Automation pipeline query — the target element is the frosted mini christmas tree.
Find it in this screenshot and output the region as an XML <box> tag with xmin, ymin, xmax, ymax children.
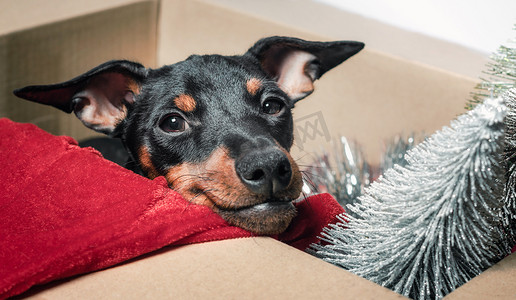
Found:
<box><xmin>311</xmin><ymin>95</ymin><xmax>512</xmax><ymax>299</ymax></box>
<box><xmin>503</xmin><ymin>88</ymin><xmax>516</xmax><ymax>247</ymax></box>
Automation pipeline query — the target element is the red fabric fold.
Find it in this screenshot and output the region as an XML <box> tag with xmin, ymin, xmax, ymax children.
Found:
<box><xmin>0</xmin><ymin>118</ymin><xmax>344</xmax><ymax>299</ymax></box>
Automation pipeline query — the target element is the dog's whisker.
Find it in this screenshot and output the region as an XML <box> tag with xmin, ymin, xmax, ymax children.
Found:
<box><xmin>293</xmin><ymin>152</ymin><xmax>320</xmax><ymax>163</ymax></box>
<box><xmin>187</xmin><ymin>188</ymin><xmax>219</xmax><ymax>206</ymax></box>
<box><xmin>299</xmin><ymin>171</ymin><xmax>325</xmax><ymax>199</ymax></box>
<box><xmin>300</xmin><ymin>169</ymin><xmax>322</xmax><ymax>180</ymax></box>
<box><xmin>168</xmin><ymin>174</ymin><xmax>198</xmax><ymax>187</ymax></box>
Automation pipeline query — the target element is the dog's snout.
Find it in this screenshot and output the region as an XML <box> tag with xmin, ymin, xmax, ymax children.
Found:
<box><xmin>236</xmin><ymin>148</ymin><xmax>293</xmax><ymax>198</ymax></box>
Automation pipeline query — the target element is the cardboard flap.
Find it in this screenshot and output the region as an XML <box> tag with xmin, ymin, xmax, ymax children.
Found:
<box><xmin>22</xmin><ymin>238</ymin><xmax>407</xmax><ymax>299</ymax></box>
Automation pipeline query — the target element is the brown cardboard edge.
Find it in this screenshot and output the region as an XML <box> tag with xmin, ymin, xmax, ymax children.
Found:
<box><xmin>21</xmin><ymin>237</ymin><xmax>407</xmax><ymax>299</ymax></box>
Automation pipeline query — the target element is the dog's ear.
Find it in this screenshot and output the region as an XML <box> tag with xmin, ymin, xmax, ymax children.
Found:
<box><xmin>14</xmin><ymin>60</ymin><xmax>147</xmax><ymax>136</ymax></box>
<box><xmin>246</xmin><ymin>36</ymin><xmax>364</xmax><ymax>102</ymax></box>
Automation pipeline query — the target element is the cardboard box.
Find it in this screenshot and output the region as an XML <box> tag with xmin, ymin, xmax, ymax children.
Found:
<box><xmin>2</xmin><ymin>0</ymin><xmax>513</xmax><ymax>299</ymax></box>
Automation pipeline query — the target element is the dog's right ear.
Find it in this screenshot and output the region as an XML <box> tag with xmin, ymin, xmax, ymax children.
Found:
<box><xmin>14</xmin><ymin>60</ymin><xmax>147</xmax><ymax>136</ymax></box>
<box><xmin>246</xmin><ymin>37</ymin><xmax>364</xmax><ymax>102</ymax></box>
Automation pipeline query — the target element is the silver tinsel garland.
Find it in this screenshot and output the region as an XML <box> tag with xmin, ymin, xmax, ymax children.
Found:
<box><xmin>380</xmin><ymin>134</ymin><xmax>422</xmax><ymax>172</ymax></box>
<box><xmin>303</xmin><ymin>137</ymin><xmax>371</xmax><ymax>213</ymax></box>
<box><xmin>310</xmin><ymin>94</ymin><xmax>512</xmax><ymax>300</ymax></box>
<box><xmin>303</xmin><ymin>135</ymin><xmax>422</xmax><ymax>212</ymax></box>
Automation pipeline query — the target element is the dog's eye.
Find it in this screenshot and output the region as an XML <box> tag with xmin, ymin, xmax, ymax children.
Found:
<box><xmin>159</xmin><ymin>114</ymin><xmax>188</xmax><ymax>133</ymax></box>
<box><xmin>261</xmin><ymin>98</ymin><xmax>285</xmax><ymax>115</ymax></box>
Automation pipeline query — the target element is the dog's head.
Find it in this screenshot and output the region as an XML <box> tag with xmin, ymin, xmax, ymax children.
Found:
<box><xmin>14</xmin><ymin>37</ymin><xmax>364</xmax><ymax>234</ymax></box>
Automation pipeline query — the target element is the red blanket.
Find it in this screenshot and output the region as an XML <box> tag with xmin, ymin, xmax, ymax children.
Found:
<box><xmin>0</xmin><ymin>118</ymin><xmax>344</xmax><ymax>299</ymax></box>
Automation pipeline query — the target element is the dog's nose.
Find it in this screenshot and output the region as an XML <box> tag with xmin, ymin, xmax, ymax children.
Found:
<box><xmin>236</xmin><ymin>148</ymin><xmax>293</xmax><ymax>197</ymax></box>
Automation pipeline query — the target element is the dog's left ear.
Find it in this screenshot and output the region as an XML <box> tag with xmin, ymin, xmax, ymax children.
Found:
<box><xmin>246</xmin><ymin>36</ymin><xmax>364</xmax><ymax>102</ymax></box>
<box><xmin>14</xmin><ymin>60</ymin><xmax>147</xmax><ymax>136</ymax></box>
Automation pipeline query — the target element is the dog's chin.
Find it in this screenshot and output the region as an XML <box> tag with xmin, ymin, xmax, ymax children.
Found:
<box><xmin>214</xmin><ymin>201</ymin><xmax>297</xmax><ymax>235</ymax></box>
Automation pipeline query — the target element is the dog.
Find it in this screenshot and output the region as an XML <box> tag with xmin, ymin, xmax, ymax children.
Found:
<box><xmin>14</xmin><ymin>36</ymin><xmax>364</xmax><ymax>235</ymax></box>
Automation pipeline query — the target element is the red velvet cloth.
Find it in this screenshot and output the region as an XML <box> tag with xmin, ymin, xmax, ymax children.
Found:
<box><xmin>0</xmin><ymin>118</ymin><xmax>344</xmax><ymax>299</ymax></box>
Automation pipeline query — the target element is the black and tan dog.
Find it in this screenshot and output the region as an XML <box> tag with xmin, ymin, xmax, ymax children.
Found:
<box><xmin>14</xmin><ymin>36</ymin><xmax>364</xmax><ymax>235</ymax></box>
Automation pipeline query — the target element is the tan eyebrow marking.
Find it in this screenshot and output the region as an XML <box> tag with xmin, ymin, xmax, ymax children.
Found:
<box><xmin>246</xmin><ymin>78</ymin><xmax>262</xmax><ymax>96</ymax></box>
<box><xmin>174</xmin><ymin>94</ymin><xmax>197</xmax><ymax>112</ymax></box>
